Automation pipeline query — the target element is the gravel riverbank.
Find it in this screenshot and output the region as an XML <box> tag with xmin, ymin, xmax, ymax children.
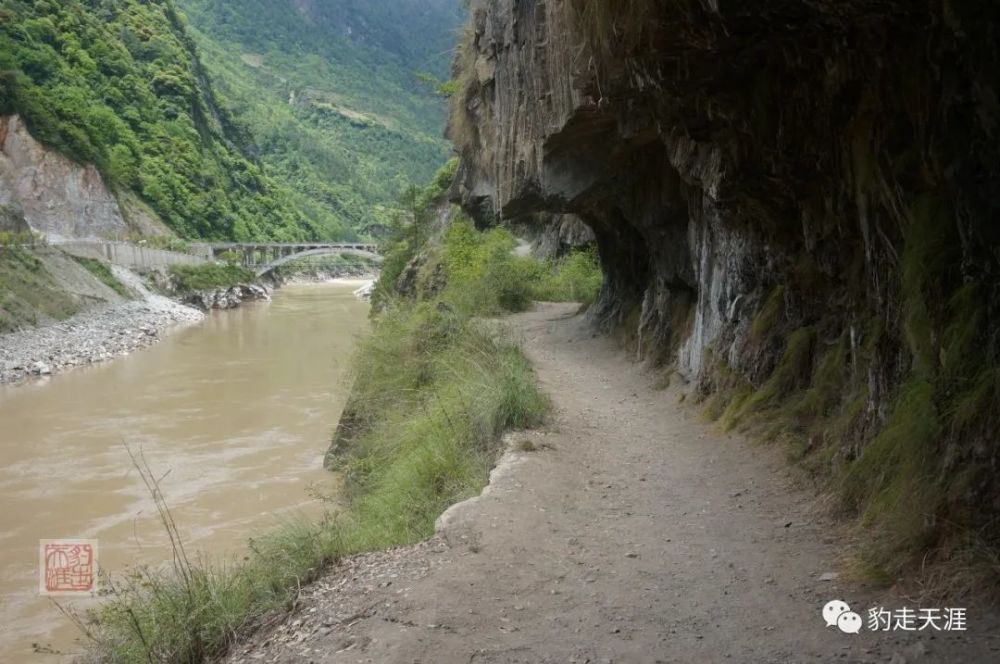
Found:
<box><xmin>0</xmin><ymin>265</ymin><xmax>203</xmax><ymax>385</ymax></box>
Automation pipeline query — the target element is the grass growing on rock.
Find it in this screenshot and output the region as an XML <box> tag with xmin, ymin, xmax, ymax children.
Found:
<box><xmin>697</xmin><ymin>195</ymin><xmax>1000</xmax><ymax>589</ymax></box>
<box><xmin>169</xmin><ymin>263</ymin><xmax>257</xmax><ymax>292</ymax></box>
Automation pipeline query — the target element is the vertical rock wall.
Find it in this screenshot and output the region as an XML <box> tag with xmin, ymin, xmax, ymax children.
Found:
<box><xmin>450</xmin><ymin>0</ymin><xmax>1000</xmax><ymax>568</ymax></box>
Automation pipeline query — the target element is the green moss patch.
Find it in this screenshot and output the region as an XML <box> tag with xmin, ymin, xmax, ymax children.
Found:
<box><xmin>71</xmin><ymin>256</ymin><xmax>131</xmax><ymax>298</ymax></box>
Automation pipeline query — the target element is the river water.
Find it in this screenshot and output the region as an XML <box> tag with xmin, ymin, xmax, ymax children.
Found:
<box><xmin>0</xmin><ymin>282</ymin><xmax>371</xmax><ymax>662</ymax></box>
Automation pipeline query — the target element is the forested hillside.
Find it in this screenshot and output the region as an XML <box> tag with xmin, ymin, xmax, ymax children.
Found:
<box><xmin>0</xmin><ymin>0</ymin><xmax>462</xmax><ymax>241</ymax></box>
<box><xmin>176</xmin><ymin>0</ymin><xmax>462</xmax><ymax>237</ymax></box>
<box><xmin>0</xmin><ymin>0</ymin><xmax>316</xmax><ymax>240</ymax></box>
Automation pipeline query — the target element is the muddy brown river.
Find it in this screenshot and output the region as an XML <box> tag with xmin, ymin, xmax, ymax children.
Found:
<box><xmin>0</xmin><ymin>283</ymin><xmax>370</xmax><ymax>663</ymax></box>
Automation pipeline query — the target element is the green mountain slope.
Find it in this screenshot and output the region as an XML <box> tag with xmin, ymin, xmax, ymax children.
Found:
<box><xmin>0</xmin><ymin>0</ymin><xmax>324</xmax><ymax>241</ymax></box>
<box><xmin>0</xmin><ymin>0</ymin><xmax>462</xmax><ymax>242</ymax></box>
<box><xmin>174</xmin><ymin>0</ymin><xmax>463</xmax><ymax>236</ymax></box>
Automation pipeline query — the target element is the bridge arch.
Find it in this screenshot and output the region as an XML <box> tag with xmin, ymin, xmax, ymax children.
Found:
<box><xmin>253</xmin><ymin>247</ymin><xmax>382</xmax><ymax>277</ymax></box>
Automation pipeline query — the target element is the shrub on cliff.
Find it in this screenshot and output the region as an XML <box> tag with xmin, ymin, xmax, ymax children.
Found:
<box><xmin>442</xmin><ymin>218</ymin><xmax>540</xmax><ymax>315</ymax></box>
<box><xmin>168</xmin><ymin>263</ymin><xmax>256</xmax><ymax>292</ymax></box>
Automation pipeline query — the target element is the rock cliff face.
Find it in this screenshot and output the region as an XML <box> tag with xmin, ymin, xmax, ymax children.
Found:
<box><xmin>518</xmin><ymin>213</ymin><xmax>595</xmax><ymax>259</ymax></box>
<box><xmin>451</xmin><ymin>0</ymin><xmax>1000</xmax><ymax>573</ymax></box>
<box><xmin>0</xmin><ymin>115</ymin><xmax>130</xmax><ymax>241</ymax></box>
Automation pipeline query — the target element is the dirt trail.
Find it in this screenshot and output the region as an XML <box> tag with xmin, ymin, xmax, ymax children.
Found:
<box><xmin>232</xmin><ymin>304</ymin><xmax>1000</xmax><ymax>664</ymax></box>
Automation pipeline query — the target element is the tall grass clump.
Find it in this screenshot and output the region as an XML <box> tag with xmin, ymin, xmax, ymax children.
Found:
<box><xmin>85</xmin><ymin>299</ymin><xmax>547</xmax><ymax>663</ymax></box>
<box><xmin>441</xmin><ymin>218</ymin><xmax>540</xmax><ymax>315</ymax></box>
<box><xmin>329</xmin><ymin>302</ymin><xmax>548</xmax><ymax>545</ymax></box>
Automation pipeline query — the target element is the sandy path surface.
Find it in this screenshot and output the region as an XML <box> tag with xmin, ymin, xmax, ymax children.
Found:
<box><xmin>231</xmin><ymin>303</ymin><xmax>1000</xmax><ymax>664</ymax></box>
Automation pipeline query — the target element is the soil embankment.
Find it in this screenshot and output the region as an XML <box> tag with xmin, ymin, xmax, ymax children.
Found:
<box><xmin>228</xmin><ymin>303</ymin><xmax>1000</xmax><ymax>663</ymax></box>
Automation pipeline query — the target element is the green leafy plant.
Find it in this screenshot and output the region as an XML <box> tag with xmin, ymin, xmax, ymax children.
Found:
<box><xmin>169</xmin><ymin>263</ymin><xmax>256</xmax><ymax>291</ymax></box>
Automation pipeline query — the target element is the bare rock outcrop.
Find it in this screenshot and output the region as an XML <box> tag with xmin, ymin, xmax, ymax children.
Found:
<box><xmin>529</xmin><ymin>213</ymin><xmax>595</xmax><ymax>259</ymax></box>
<box><xmin>0</xmin><ymin>115</ymin><xmax>131</xmax><ymax>241</ymax></box>
<box><xmin>182</xmin><ymin>284</ymin><xmax>272</xmax><ymax>311</ymax></box>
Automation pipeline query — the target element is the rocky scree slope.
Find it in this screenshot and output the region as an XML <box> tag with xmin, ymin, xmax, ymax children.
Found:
<box><xmin>449</xmin><ymin>0</ymin><xmax>1000</xmax><ymax>581</ymax></box>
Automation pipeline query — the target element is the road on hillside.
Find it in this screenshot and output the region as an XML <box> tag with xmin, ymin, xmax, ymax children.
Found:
<box><xmin>230</xmin><ymin>303</ymin><xmax>1000</xmax><ymax>664</ymax></box>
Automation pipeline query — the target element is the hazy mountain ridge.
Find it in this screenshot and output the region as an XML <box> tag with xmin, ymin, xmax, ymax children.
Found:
<box><xmin>176</xmin><ymin>0</ymin><xmax>465</xmax><ymax>236</ymax></box>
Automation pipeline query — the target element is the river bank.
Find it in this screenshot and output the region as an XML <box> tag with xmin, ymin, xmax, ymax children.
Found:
<box><xmin>0</xmin><ymin>264</ymin><xmax>203</xmax><ymax>385</ymax></box>
<box><xmin>276</xmin><ymin>268</ymin><xmax>379</xmax><ymax>286</ymax></box>
<box><xmin>0</xmin><ymin>283</ymin><xmax>373</xmax><ymax>662</ymax></box>
<box><xmin>0</xmin><ymin>256</ymin><xmax>378</xmax><ymax>387</ymax></box>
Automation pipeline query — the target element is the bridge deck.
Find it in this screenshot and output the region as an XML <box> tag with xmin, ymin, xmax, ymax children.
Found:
<box><xmin>188</xmin><ymin>242</ymin><xmax>382</xmax><ymax>276</ymax></box>
<box><xmin>202</xmin><ymin>243</ymin><xmax>378</xmax><ymax>250</ymax></box>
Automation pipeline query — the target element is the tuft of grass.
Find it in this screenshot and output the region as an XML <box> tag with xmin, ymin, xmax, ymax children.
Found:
<box><xmin>515</xmin><ymin>439</ymin><xmax>538</xmax><ymax>452</ymax></box>
<box><xmin>839</xmin><ymin>378</ymin><xmax>941</xmax><ymax>567</ymax></box>
<box><xmin>749</xmin><ymin>285</ymin><xmax>786</xmax><ymax>344</ymax></box>
<box><xmin>718</xmin><ymin>386</ymin><xmax>753</xmax><ymax>431</ymax></box>
<box><xmin>940</xmin><ymin>284</ymin><xmax>988</xmax><ymax>386</ymax></box>
<box><xmin>949</xmin><ymin>366</ymin><xmax>999</xmax><ymax>437</ymax></box>
<box><xmin>899</xmin><ymin>195</ymin><xmax>960</xmax><ymax>377</ymax></box>
<box><xmin>747</xmin><ymin>328</ymin><xmax>814</xmax><ymax>410</ymax></box>
<box><xmin>790</xmin><ymin>334</ymin><xmax>848</xmax><ymax>422</ymax></box>
<box><xmin>72</xmin><ymin>256</ymin><xmax>131</xmax><ymax>298</ymax></box>
<box><xmin>653</xmin><ymin>371</ymin><xmax>672</xmax><ymax>391</ymax></box>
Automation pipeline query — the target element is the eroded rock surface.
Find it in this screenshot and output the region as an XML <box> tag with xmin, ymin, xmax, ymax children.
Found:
<box><xmin>450</xmin><ymin>0</ymin><xmax>1000</xmax><ymax>554</ymax></box>
<box><xmin>0</xmin><ymin>115</ymin><xmax>130</xmax><ymax>241</ymax></box>
<box><xmin>183</xmin><ymin>283</ymin><xmax>272</xmax><ymax>311</ymax></box>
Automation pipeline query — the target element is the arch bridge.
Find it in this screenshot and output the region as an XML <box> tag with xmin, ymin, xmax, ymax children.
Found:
<box><xmin>197</xmin><ymin>243</ymin><xmax>382</xmax><ymax>277</ymax></box>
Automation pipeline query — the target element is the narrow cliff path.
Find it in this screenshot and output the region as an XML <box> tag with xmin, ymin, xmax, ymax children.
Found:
<box><xmin>231</xmin><ymin>303</ymin><xmax>999</xmax><ymax>664</ymax></box>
